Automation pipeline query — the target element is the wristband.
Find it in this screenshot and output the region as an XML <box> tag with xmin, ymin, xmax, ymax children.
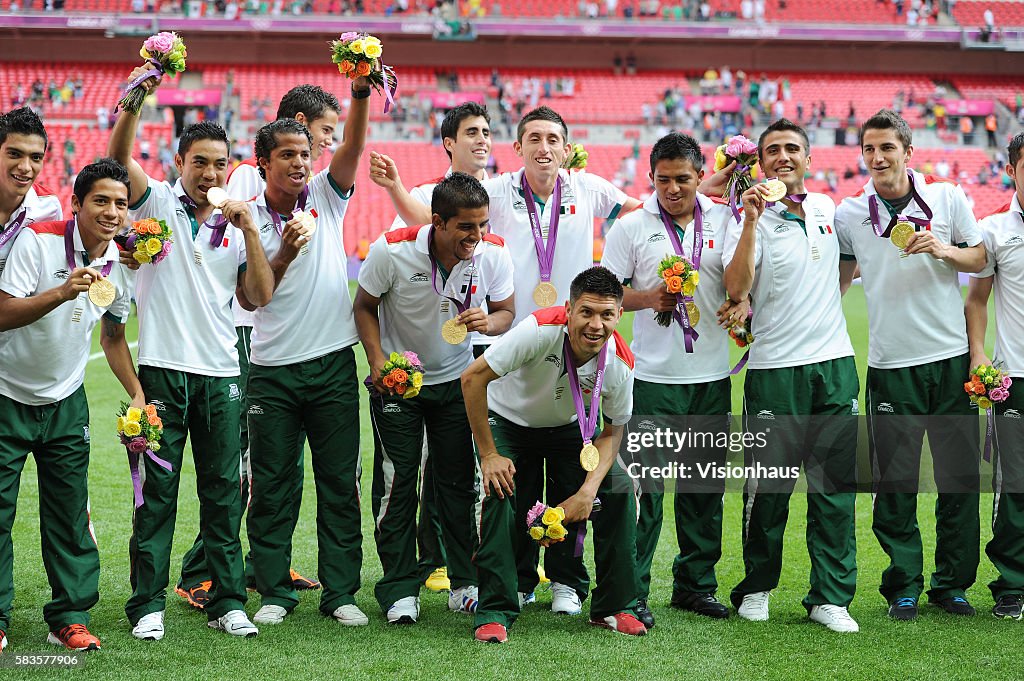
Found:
<box><xmin>351</xmin><ymin>87</ymin><xmax>372</xmax><ymax>99</ymax></box>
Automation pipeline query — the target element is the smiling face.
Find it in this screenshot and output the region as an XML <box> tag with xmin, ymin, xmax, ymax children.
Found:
<box><xmin>260</xmin><ymin>132</ymin><xmax>312</xmax><ymax>197</ymax></box>
<box><xmin>515</xmin><ymin>119</ymin><xmax>570</xmax><ymax>182</ymax></box>
<box><xmin>175</xmin><ymin>138</ymin><xmax>230</xmax><ymax>207</ymax></box>
<box><xmin>566</xmin><ymin>292</ymin><xmax>623</xmax><ymax>363</ymax></box>
<box><xmin>0</xmin><ymin>132</ymin><xmax>46</xmax><ymax>208</ymax></box>
<box><xmin>432</xmin><ymin>205</ymin><xmax>488</xmax><ymax>265</ymax></box>
<box><xmin>759</xmin><ymin>130</ymin><xmax>810</xmax><ymax>193</ymax></box>
<box><xmin>861</xmin><ymin>127</ymin><xmax>913</xmax><ymax>192</ymax></box>
<box><xmin>446</xmin><ymin>115</ymin><xmax>491</xmax><ymax>177</ymax></box>
<box><xmin>298</xmin><ymin>110</ymin><xmax>339</xmax><ymax>161</ymax></box>
<box><xmin>1008</xmin><ymin>154</ymin><xmax>1024</xmax><ymax>208</ymax></box>
<box><xmin>71</xmin><ymin>177</ymin><xmax>129</xmax><ymax>247</ymax></box>
<box><xmin>650</xmin><ymin>157</ymin><xmax>703</xmax><ymax>220</ymax></box>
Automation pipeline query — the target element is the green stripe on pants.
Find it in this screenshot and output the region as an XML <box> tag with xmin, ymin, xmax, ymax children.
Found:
<box><xmin>246</xmin><ymin>348</ymin><xmax>362</xmax><ymax>614</ymax></box>
<box><xmin>370</xmin><ymin>379</ymin><xmax>479</xmax><ymax>612</ymax></box>
<box><xmin>474</xmin><ymin>413</ymin><xmax>639</xmax><ymax>629</ymax></box>
<box><xmin>126</xmin><ymin>366</ymin><xmax>247</xmax><ymax>623</ymax></box>
<box><xmin>989</xmin><ymin>384</ymin><xmax>1024</xmax><ymax>600</ymax></box>
<box><xmin>730</xmin><ymin>357</ymin><xmax>859</xmax><ymax>610</ymax></box>
<box><xmin>0</xmin><ymin>386</ymin><xmax>98</xmax><ymax>632</ymax></box>
<box><xmin>866</xmin><ymin>352</ymin><xmax>980</xmax><ymax>603</ymax></box>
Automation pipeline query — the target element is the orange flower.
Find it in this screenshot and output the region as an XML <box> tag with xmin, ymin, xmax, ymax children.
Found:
<box><xmin>153</xmin><ymin>417</ymin><xmax>163</xmax><ymax>429</ymax></box>
<box><xmin>355</xmin><ymin>61</ymin><xmax>371</xmax><ymax>77</ymax></box>
<box><xmin>964</xmin><ymin>382</ymin><xmax>974</xmax><ymax>394</ymax></box>
<box><xmin>148</xmin><ymin>415</ymin><xmax>160</xmax><ymax>426</ymax></box>
<box><xmin>672</xmin><ymin>261</ymin><xmax>686</xmax><ymax>275</ymax></box>
<box><xmin>666</xmin><ymin>276</ymin><xmax>683</xmax><ymax>293</ymax></box>
<box><xmin>395</xmin><ymin>384</ymin><xmax>407</xmax><ymax>395</ymax></box>
<box><xmin>974</xmin><ymin>383</ymin><xmax>986</xmax><ymax>395</ymax></box>
<box><xmin>735</xmin><ymin>340</ymin><xmax>747</xmax><ymax>348</ymax></box>
<box><xmin>971</xmin><ymin>375</ymin><xmax>984</xmax><ymax>385</ymax></box>
<box><xmin>340</xmin><ymin>59</ymin><xmax>355</xmax><ymax>73</ymax></box>
<box><xmin>383</xmin><ymin>374</ymin><xmax>396</xmax><ymax>388</ymax></box>
<box><xmin>145</xmin><ymin>404</ymin><xmax>157</xmax><ymax>417</ymax></box>
<box><xmin>392</xmin><ymin>368</ymin><xmax>409</xmax><ymax>384</ymax></box>
<box><xmin>661</xmin><ymin>269</ymin><xmax>674</xmax><ymax>281</ymax></box>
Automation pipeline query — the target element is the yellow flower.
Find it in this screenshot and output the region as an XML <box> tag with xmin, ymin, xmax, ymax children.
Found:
<box><xmin>411</xmin><ymin>372</ymin><xmax>423</xmax><ymax>388</ymax></box>
<box><xmin>542</xmin><ymin>506</ymin><xmax>565</xmax><ymax>525</ymax></box>
<box><xmin>364</xmin><ymin>43</ymin><xmax>382</xmax><ymax>59</ymax></box>
<box><xmin>139</xmin><ymin>46</ymin><xmax>151</xmax><ymax>59</ymax></box>
<box><xmin>546</xmin><ymin>522</ymin><xmax>567</xmax><ymax>540</ymax></box>
<box><xmin>150</xmin><ymin>441</ymin><xmax>161</xmax><ymax>452</ymax></box>
<box><xmin>349</xmin><ymin>39</ymin><xmax>365</xmax><ymax>54</ymax></box>
<box><xmin>117</xmin><ymin>416</ymin><xmax>126</xmax><ymax>433</ymax></box>
<box><xmin>404</xmin><ymin>386</ymin><xmax>420</xmax><ymax>399</ymax></box>
<box><xmin>364</xmin><ymin>35</ymin><xmax>382</xmax><ymax>46</ymax></box>
<box><xmin>688</xmin><ymin>270</ymin><xmax>700</xmax><ymax>286</ymax></box>
<box><xmin>134</xmin><ymin>251</ymin><xmax>152</xmax><ymax>264</ymax></box>
<box><xmin>978</xmin><ymin>396</ymin><xmax>993</xmax><ymax>410</ymax></box>
<box><xmin>713</xmin><ymin>145</ymin><xmax>727</xmax><ymax>172</ymax></box>
<box><xmin>145</xmin><ymin>237</ymin><xmax>163</xmax><ymax>256</ymax></box>
<box><xmin>124</xmin><ymin>421</ymin><xmax>142</xmax><ymax>437</ymax></box>
<box><xmin>127</xmin><ymin>407</ymin><xmax>143</xmax><ymax>422</ymax></box>
<box><xmin>529</xmin><ymin>525</ymin><xmax>546</xmax><ymax>541</ymax></box>
<box><xmin>750</xmin><ymin>163</ymin><xmax>760</xmax><ymax>180</ymax></box>
<box><xmin>682</xmin><ymin>281</ymin><xmax>696</xmax><ymax>297</ymax></box>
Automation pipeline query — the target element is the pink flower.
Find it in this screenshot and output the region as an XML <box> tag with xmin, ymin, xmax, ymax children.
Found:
<box><xmin>339</xmin><ymin>31</ymin><xmax>361</xmax><ymax>42</ymax></box>
<box><xmin>402</xmin><ymin>350</ymin><xmax>421</xmax><ymax>366</ymax></box>
<box><xmin>990</xmin><ymin>387</ymin><xmax>1009</xmax><ymax>403</ymax></box>
<box><xmin>1003</xmin><ymin>376</ymin><xmax>1013</xmax><ymax>390</ymax></box>
<box><xmin>128</xmin><ymin>437</ymin><xmax>148</xmax><ymax>454</ymax></box>
<box><xmin>144</xmin><ymin>32</ymin><xmax>176</xmax><ymax>54</ymax></box>
<box><xmin>725</xmin><ymin>135</ymin><xmax>757</xmax><ymax>158</ymax></box>
<box><xmin>159</xmin><ymin>240</ymin><xmax>172</xmax><ymax>259</ymax></box>
<box><xmin>525</xmin><ymin>501</ymin><xmax>546</xmax><ymax>527</ymax></box>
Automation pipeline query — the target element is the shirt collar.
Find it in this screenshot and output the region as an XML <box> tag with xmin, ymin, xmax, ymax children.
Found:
<box><xmin>641</xmin><ymin>192</ymin><xmax>713</xmax><ymax>222</ymax></box>
<box><xmin>73</xmin><ymin>217</ymin><xmax>119</xmax><ymax>265</ymax></box>
<box><xmin>4</xmin><ymin>186</ymin><xmax>37</xmax><ymax>228</ymax></box>
<box><xmin>863</xmin><ymin>169</ymin><xmax>924</xmax><ymax>199</ymax></box>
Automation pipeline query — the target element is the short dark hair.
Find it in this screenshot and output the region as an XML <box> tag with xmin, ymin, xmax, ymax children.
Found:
<box><xmin>254</xmin><ymin>119</ymin><xmax>313</xmax><ymax>179</ymax></box>
<box><xmin>276</xmin><ymin>84</ymin><xmax>341</xmax><ymax>122</ymax></box>
<box><xmin>650</xmin><ymin>132</ymin><xmax>703</xmax><ymax>174</ymax></box>
<box><xmin>431</xmin><ymin>172</ymin><xmax>489</xmax><ymax>223</ymax></box>
<box><xmin>1009</xmin><ymin>132</ymin><xmax>1024</xmax><ymax>167</ymax></box>
<box><xmin>0</xmin><ymin>106</ymin><xmax>48</xmax><ymax>150</ymax></box>
<box><xmin>440</xmin><ymin>102</ymin><xmax>490</xmax><ymax>161</ymax></box>
<box><xmin>516</xmin><ymin>106</ymin><xmax>569</xmax><ymax>145</ymax></box>
<box><xmin>569</xmin><ymin>266</ymin><xmax>624</xmax><ymax>305</ymax></box>
<box><xmin>177</xmin><ymin>121</ymin><xmax>230</xmax><ymax>157</ymax></box>
<box><xmin>859</xmin><ymin>109</ymin><xmax>913</xmax><ymax>149</ymax></box>
<box><xmin>757</xmin><ymin>118</ymin><xmax>810</xmax><ymax>158</ymax></box>
<box><xmin>73</xmin><ymin>157</ymin><xmax>130</xmax><ymax>204</ymax></box>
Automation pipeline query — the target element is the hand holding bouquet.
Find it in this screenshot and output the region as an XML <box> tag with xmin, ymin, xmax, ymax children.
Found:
<box><xmin>118</xmin><ymin>218</ymin><xmax>173</xmax><ymax>265</ymax></box>
<box><xmin>330</xmin><ymin>32</ymin><xmax>398</xmax><ymax>112</ymax></box>
<box><xmin>965</xmin><ymin>364</ymin><xmax>1012</xmax><ymax>411</ymax></box>
<box><xmin>526</xmin><ymin>502</ymin><xmax>567</xmax><ymax>546</ymax></box>
<box><xmin>563</xmin><ymin>142</ymin><xmax>589</xmax><ymax>170</ymax></box>
<box><xmin>656</xmin><ymin>254</ymin><xmax>698</xmax><ymax>327</ymax></box>
<box><xmin>714</xmin><ymin>135</ymin><xmax>759</xmax><ymax>219</ymax></box>
<box><xmin>117</xmin><ymin>402</ymin><xmax>172</xmax><ymax>508</ymax></box>
<box><xmin>118</xmin><ymin>32</ymin><xmax>187</xmax><ymax>114</ymax></box>
<box><xmin>380</xmin><ymin>351</ymin><xmax>425</xmax><ymax>398</ymax></box>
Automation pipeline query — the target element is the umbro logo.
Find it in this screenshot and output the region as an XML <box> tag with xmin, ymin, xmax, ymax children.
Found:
<box><xmin>1005</xmin><ymin>409</ymin><xmax>1021</xmax><ymax>419</ymax></box>
<box><xmin>876</xmin><ymin>402</ymin><xmax>894</xmax><ymax>413</ymax></box>
<box><xmin>1005</xmin><ymin>235</ymin><xmax>1024</xmax><ymax>246</ymax></box>
<box><xmin>150</xmin><ymin>400</ymin><xmax>167</xmax><ymax>412</ymax></box>
<box><xmin>773</xmin><ymin>225</ymin><xmax>790</xmax><ymax>234</ymax></box>
<box><xmin>260</xmin><ymin>222</ymin><xmax>273</xmax><ymax>234</ymax></box>
<box><xmin>861</xmin><ymin>217</ymin><xmax>873</xmax><ymax>227</ymax></box>
<box><xmin>647</xmin><ymin>233</ymin><xmax>667</xmax><ymax>243</ymax></box>
<box><xmin>756</xmin><ymin>410</ymin><xmax>775</xmax><ymax>420</ymax></box>
<box><xmin>409</xmin><ymin>272</ymin><xmax>429</xmax><ymax>282</ymax></box>
<box><xmin>53</xmin><ymin>268</ymin><xmax>70</xmax><ymax>280</ymax></box>
<box><xmin>544</xmin><ymin>353</ymin><xmax>561</xmax><ymax>367</ymax></box>
<box><xmin>513</xmin><ymin>199</ymin><xmax>527</xmax><ymax>211</ymax></box>
<box><xmin>248</xmin><ymin>405</ymin><xmax>264</xmax><ymax>415</ymax></box>
<box><xmin>383</xmin><ymin>403</ymin><xmax>402</xmax><ymax>413</ymax></box>
<box><xmin>637</xmin><ymin>419</ymin><xmax>657</xmax><ymax>431</ymax></box>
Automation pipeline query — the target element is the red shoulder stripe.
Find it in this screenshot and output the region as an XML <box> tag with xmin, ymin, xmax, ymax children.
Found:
<box><xmin>28</xmin><ymin>220</ymin><xmax>65</xmax><ymax>236</ymax></box>
<box><xmin>983</xmin><ymin>201</ymin><xmax>1014</xmax><ymax>220</ymax></box>
<box><xmin>33</xmin><ymin>182</ymin><xmax>57</xmax><ymax>197</ymax></box>
<box><xmin>532</xmin><ymin>306</ymin><xmax>567</xmax><ymax>326</ymax></box>
<box><xmin>612</xmin><ymin>330</ymin><xmax>634</xmax><ymax>370</ymax></box>
<box><xmin>227</xmin><ymin>157</ymin><xmax>258</xmax><ymax>182</ymax></box>
<box><xmin>924</xmin><ymin>174</ymin><xmax>955</xmax><ymax>185</ymax></box>
<box><xmin>482</xmin><ymin>233</ymin><xmax>505</xmax><ymax>247</ymax></box>
<box><xmin>709</xmin><ymin>195</ymin><xmax>732</xmax><ymax>206</ymax></box>
<box><xmin>385</xmin><ymin>224</ymin><xmax>425</xmax><ymax>244</ymax></box>
<box><xmin>417</xmin><ymin>176</ymin><xmax>446</xmax><ymax>188</ymax></box>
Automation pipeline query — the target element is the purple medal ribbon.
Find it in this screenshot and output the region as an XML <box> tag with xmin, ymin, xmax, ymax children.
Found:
<box><xmin>521</xmin><ymin>173</ymin><xmax>562</xmax><ymax>290</ymax></box>
<box><xmin>428</xmin><ymin>228</ymin><xmax>475</xmax><ymax>316</ymax></box>
<box><xmin>984</xmin><ymin>408</ymin><xmax>995</xmax><ymax>463</ymax></box>
<box><xmin>0</xmin><ymin>208</ymin><xmax>27</xmax><ymax>250</ymax></box>
<box><xmin>657</xmin><ymin>199</ymin><xmax>703</xmax><ymax>353</ymax></box>
<box><xmin>562</xmin><ymin>335</ymin><xmax>607</xmax><ymax>451</ymax></box>
<box><xmin>868</xmin><ymin>171</ymin><xmax>933</xmax><ymax>238</ymax></box>
<box><xmin>729</xmin><ymin>164</ymin><xmax>751</xmax><ymax>221</ymax></box>
<box><xmin>115</xmin><ymin>58</ymin><xmax>164</xmax><ymax>113</ymax></box>
<box><xmin>178</xmin><ymin>191</ymin><xmax>231</xmax><ymax>247</ymax></box>
<box><xmin>767</xmin><ymin>192</ymin><xmax>807</xmax><ymax>208</ymax></box>
<box><xmin>382</xmin><ymin>64</ymin><xmax>398</xmax><ymax>114</ymax></box>
<box><xmin>267</xmin><ymin>185</ymin><xmax>310</xmax><ymax>237</ymax></box>
<box><xmin>63</xmin><ymin>218</ymin><xmax>113</xmax><ymax>277</ymax></box>
<box><xmin>730</xmin><ymin>304</ymin><xmax>754</xmax><ymax>375</ymax></box>
<box><xmin>128</xmin><ymin>447</ymin><xmax>174</xmax><ymax>508</ymax></box>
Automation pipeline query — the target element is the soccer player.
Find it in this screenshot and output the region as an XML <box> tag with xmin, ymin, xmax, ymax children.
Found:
<box><xmin>601</xmin><ymin>132</ymin><xmax>743</xmax><ymax>628</ymax></box>
<box><xmin>724</xmin><ymin>119</ymin><xmax>861</xmax><ymax>633</ymax></box>
<box><xmin>0</xmin><ymin>159</ymin><xmax>137</xmax><ymax>652</ymax></box>
<box><xmin>108</xmin><ymin>64</ymin><xmax>275</xmax><ymax>640</ymax></box>
<box><xmin>462</xmin><ymin>266</ymin><xmax>646</xmax><ymax>643</ymax></box>
<box><xmin>0</xmin><ymin>108</ymin><xmax>62</xmax><ymax>276</ymax></box>
<box><xmin>176</xmin><ymin>83</ymin><xmax>353</xmax><ymax>608</ymax></box>
<box><xmin>965</xmin><ymin>132</ymin><xmax>1024</xmax><ymax>620</ymax></box>
<box><xmin>242</xmin><ymin>111</ymin><xmax>368</xmax><ymax>628</ymax></box>
<box><xmin>837</xmin><ymin>109</ymin><xmax>986</xmax><ymax>621</ymax></box>
<box><xmin>354</xmin><ymin>173</ymin><xmax>515</xmax><ymax>624</ymax></box>
<box><xmin>373</xmin><ymin>106</ymin><xmax>640</xmax><ymax>614</ymax></box>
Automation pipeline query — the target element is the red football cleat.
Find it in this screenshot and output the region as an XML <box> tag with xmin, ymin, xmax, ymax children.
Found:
<box><xmin>47</xmin><ymin>624</ymin><xmax>101</xmax><ymax>651</ymax></box>
<box><xmin>590</xmin><ymin>612</ymin><xmax>647</xmax><ymax>636</ymax></box>
<box><xmin>474</xmin><ymin>622</ymin><xmax>508</xmax><ymax>643</ymax></box>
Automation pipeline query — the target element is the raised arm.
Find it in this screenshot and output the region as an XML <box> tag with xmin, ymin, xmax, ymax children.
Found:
<box><xmin>107</xmin><ymin>65</ymin><xmax>161</xmax><ymax>206</ymax></box>
<box><xmin>329</xmin><ymin>76</ymin><xmax>371</xmax><ymax>193</ymax></box>
<box><xmin>723</xmin><ymin>185</ymin><xmax>767</xmax><ymax>302</ymax></box>
<box><xmin>369</xmin><ymin>151</ymin><xmax>432</xmax><ymax>226</ymax></box>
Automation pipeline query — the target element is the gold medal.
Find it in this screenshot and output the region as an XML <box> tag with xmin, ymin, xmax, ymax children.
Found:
<box><xmin>685</xmin><ymin>301</ymin><xmax>700</xmax><ymax>327</ymax></box>
<box><xmin>762</xmin><ymin>179</ymin><xmax>787</xmax><ymax>203</ymax></box>
<box><xmin>87</xmin><ymin>278</ymin><xmax>116</xmax><ymax>308</ymax></box>
<box><xmin>580</xmin><ymin>442</ymin><xmax>600</xmax><ymax>471</ymax></box>
<box><xmin>889</xmin><ymin>221</ymin><xmax>914</xmax><ymax>250</ymax></box>
<box><xmin>533</xmin><ymin>281</ymin><xmax>558</xmax><ymax>308</ymax></box>
<box><xmin>205</xmin><ymin>186</ymin><xmax>229</xmax><ymax>208</ymax></box>
<box><xmin>440</xmin><ymin>317</ymin><xmax>468</xmax><ymax>345</ymax></box>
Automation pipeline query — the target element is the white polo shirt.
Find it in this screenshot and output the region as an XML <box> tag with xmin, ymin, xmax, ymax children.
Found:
<box><xmin>0</xmin><ymin>219</ymin><xmax>131</xmax><ymax>405</ymax></box>
<box><xmin>602</xmin><ymin>192</ymin><xmax>732</xmax><ymax>384</ymax></box>
<box><xmin>484</xmin><ymin>307</ymin><xmax>634</xmax><ymax>429</ymax></box>
<box><xmin>246</xmin><ymin>169</ymin><xmax>358</xmax><ymax>366</ymax></box>
<box><xmin>129</xmin><ymin>178</ymin><xmax>247</xmax><ymax>377</ymax></box>
<box><xmin>974</xmin><ymin>193</ymin><xmax>1024</xmax><ymax>376</ymax></box>
<box><xmin>226</xmin><ymin>158</ymin><xmax>263</xmax><ymax>328</ymax></box>
<box><xmin>0</xmin><ymin>184</ymin><xmax>63</xmax><ymax>276</ymax></box>
<box><xmin>358</xmin><ymin>224</ymin><xmax>514</xmax><ymax>385</ymax></box>
<box><xmin>476</xmin><ymin>167</ymin><xmax>629</xmax><ymax>346</ymax></box>
<box><xmin>835</xmin><ymin>170</ymin><xmax>983</xmax><ymax>369</ymax></box>
<box><xmin>722</xmin><ymin>192</ymin><xmax>855</xmax><ymax>369</ymax></box>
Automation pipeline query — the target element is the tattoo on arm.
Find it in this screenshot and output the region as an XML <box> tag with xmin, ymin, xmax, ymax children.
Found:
<box><xmin>103</xmin><ymin>316</ymin><xmax>120</xmax><ymax>338</ymax></box>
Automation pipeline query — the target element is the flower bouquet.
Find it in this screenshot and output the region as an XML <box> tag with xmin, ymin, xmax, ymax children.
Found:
<box><xmin>119</xmin><ymin>218</ymin><xmax>173</xmax><ymax>265</ymax></box>
<box><xmin>713</xmin><ymin>135</ymin><xmax>759</xmax><ymax>219</ymax></box>
<box><xmin>381</xmin><ymin>350</ymin><xmax>424</xmax><ymax>398</ymax></box>
<box><xmin>965</xmin><ymin>364</ymin><xmax>1011</xmax><ymax>411</ymax></box>
<box><xmin>728</xmin><ymin>307</ymin><xmax>755</xmax><ymax>349</ymax></box>
<box><xmin>563</xmin><ymin>142</ymin><xmax>589</xmax><ymax>170</ymax></box>
<box><xmin>329</xmin><ymin>32</ymin><xmax>398</xmax><ymax>111</ymax></box>
<box><xmin>526</xmin><ymin>502</ymin><xmax>567</xmax><ymax>545</ymax></box>
<box><xmin>117</xmin><ymin>402</ymin><xmax>172</xmax><ymax>508</ymax></box>
<box><xmin>656</xmin><ymin>254</ymin><xmax>698</xmax><ymax>327</ymax></box>
<box><xmin>118</xmin><ymin>32</ymin><xmax>188</xmax><ymax>115</ymax></box>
